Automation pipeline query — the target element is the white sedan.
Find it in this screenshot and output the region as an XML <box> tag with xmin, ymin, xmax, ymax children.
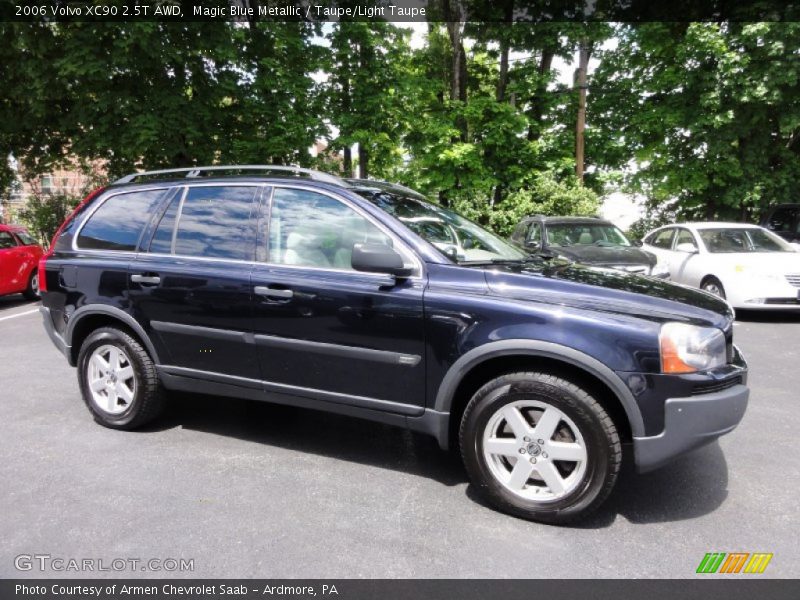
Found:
<box><xmin>642</xmin><ymin>222</ymin><xmax>800</xmax><ymax>309</ymax></box>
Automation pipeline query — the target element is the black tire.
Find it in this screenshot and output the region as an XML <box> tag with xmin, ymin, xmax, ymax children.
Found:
<box><xmin>701</xmin><ymin>276</ymin><xmax>726</xmax><ymax>300</ymax></box>
<box><xmin>459</xmin><ymin>372</ymin><xmax>621</xmax><ymax>524</ymax></box>
<box><xmin>23</xmin><ymin>270</ymin><xmax>40</xmax><ymax>300</ymax></box>
<box><xmin>77</xmin><ymin>327</ymin><xmax>165</xmax><ymax>429</ymax></box>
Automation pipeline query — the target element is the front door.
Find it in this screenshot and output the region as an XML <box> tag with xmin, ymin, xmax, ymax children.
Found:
<box><xmin>251</xmin><ymin>186</ymin><xmax>427</xmax><ymax>413</ymax></box>
<box><xmin>129</xmin><ymin>184</ymin><xmax>262</xmax><ymax>380</ymax></box>
<box><xmin>0</xmin><ymin>231</ymin><xmax>20</xmax><ymax>295</ymax></box>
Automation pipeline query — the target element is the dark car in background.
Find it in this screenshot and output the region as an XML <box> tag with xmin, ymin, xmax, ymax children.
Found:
<box><xmin>511</xmin><ymin>216</ymin><xmax>669</xmax><ymax>278</ymax></box>
<box><xmin>0</xmin><ymin>224</ymin><xmax>43</xmax><ymax>300</ymax></box>
<box><xmin>760</xmin><ymin>204</ymin><xmax>800</xmax><ymax>246</ymax></box>
<box><xmin>39</xmin><ymin>165</ymin><xmax>747</xmax><ymax>524</ymax></box>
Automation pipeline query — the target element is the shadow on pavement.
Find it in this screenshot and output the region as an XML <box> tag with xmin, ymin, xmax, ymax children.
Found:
<box><xmin>736</xmin><ymin>309</ymin><xmax>800</xmax><ymax>323</ymax></box>
<box><xmin>147</xmin><ymin>391</ymin><xmax>730</xmax><ymax>526</ymax></box>
<box><xmin>0</xmin><ymin>295</ymin><xmax>36</xmax><ymax>312</ymax></box>
<box><xmin>576</xmin><ymin>441</ymin><xmax>729</xmax><ymax>528</ymax></box>
<box><xmin>150</xmin><ymin>391</ymin><xmax>468</xmax><ymax>487</ymax></box>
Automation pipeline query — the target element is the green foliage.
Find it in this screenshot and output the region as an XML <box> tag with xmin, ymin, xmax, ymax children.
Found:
<box><xmin>7</xmin><ymin>19</ymin><xmax>799</xmax><ymax>236</ymax></box>
<box><xmin>452</xmin><ymin>172</ymin><xmax>600</xmax><ymax>237</ymax></box>
<box><xmin>18</xmin><ymin>193</ymin><xmax>81</xmax><ymax>247</ymax></box>
<box><xmin>591</xmin><ymin>22</ymin><xmax>800</xmax><ymax>221</ymax></box>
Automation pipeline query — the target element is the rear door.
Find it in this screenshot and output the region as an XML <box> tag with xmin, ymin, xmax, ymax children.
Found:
<box><xmin>250</xmin><ymin>185</ymin><xmax>427</xmax><ymax>413</ymax></box>
<box><xmin>129</xmin><ymin>183</ymin><xmax>262</xmax><ymax>380</ymax></box>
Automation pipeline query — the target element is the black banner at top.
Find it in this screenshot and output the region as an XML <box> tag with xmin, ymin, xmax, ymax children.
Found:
<box><xmin>2</xmin><ymin>0</ymin><xmax>800</xmax><ymax>23</ymax></box>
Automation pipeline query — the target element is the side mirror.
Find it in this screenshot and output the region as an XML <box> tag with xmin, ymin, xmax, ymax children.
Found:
<box><xmin>675</xmin><ymin>242</ymin><xmax>698</xmax><ymax>254</ymax></box>
<box><xmin>351</xmin><ymin>243</ymin><xmax>414</xmax><ymax>278</ymax></box>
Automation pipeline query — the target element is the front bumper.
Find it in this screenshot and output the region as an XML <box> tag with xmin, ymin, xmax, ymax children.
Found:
<box><xmin>633</xmin><ymin>383</ymin><xmax>749</xmax><ymax>473</ymax></box>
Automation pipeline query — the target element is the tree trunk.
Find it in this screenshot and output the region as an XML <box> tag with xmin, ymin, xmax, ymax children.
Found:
<box><xmin>444</xmin><ymin>1</ymin><xmax>468</xmax><ymax>141</ymax></box>
<box><xmin>575</xmin><ymin>40</ymin><xmax>591</xmax><ymax>183</ymax></box>
<box><xmin>343</xmin><ymin>146</ymin><xmax>352</xmax><ymax>177</ymax></box>
<box><xmin>495</xmin><ymin>1</ymin><xmax>514</xmax><ymax>103</ymax></box>
<box><xmin>358</xmin><ymin>144</ymin><xmax>368</xmax><ymax>179</ymax></box>
<box><xmin>527</xmin><ymin>50</ymin><xmax>554</xmax><ymax>141</ymax></box>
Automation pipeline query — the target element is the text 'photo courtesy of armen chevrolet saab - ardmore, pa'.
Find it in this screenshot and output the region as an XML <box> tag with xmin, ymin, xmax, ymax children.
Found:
<box><xmin>1</xmin><ymin>1</ymin><xmax>799</xmax><ymax>598</ymax></box>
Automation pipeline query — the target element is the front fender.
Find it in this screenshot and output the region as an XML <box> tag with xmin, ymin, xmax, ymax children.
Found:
<box><xmin>432</xmin><ymin>339</ymin><xmax>645</xmax><ymax>438</ymax></box>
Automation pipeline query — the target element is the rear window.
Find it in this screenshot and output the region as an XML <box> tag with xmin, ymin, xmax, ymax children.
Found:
<box><xmin>77</xmin><ymin>190</ymin><xmax>166</xmax><ymax>251</ymax></box>
<box><xmin>15</xmin><ymin>231</ymin><xmax>37</xmax><ymax>246</ymax></box>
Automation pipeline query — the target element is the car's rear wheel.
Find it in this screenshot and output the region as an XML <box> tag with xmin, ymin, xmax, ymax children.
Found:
<box><xmin>23</xmin><ymin>271</ymin><xmax>40</xmax><ymax>300</ymax></box>
<box><xmin>701</xmin><ymin>276</ymin><xmax>726</xmax><ymax>299</ymax></box>
<box><xmin>459</xmin><ymin>372</ymin><xmax>621</xmax><ymax>524</ymax></box>
<box><xmin>77</xmin><ymin>327</ymin><xmax>165</xmax><ymax>429</ymax></box>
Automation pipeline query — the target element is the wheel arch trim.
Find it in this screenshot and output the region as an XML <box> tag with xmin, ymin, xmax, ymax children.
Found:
<box><xmin>432</xmin><ymin>339</ymin><xmax>645</xmax><ymax>438</ymax></box>
<box><xmin>65</xmin><ymin>305</ymin><xmax>161</xmax><ymax>366</ymax></box>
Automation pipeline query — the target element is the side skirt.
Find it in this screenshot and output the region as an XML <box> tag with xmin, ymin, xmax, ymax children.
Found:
<box><xmin>156</xmin><ymin>366</ymin><xmax>448</xmax><ymax>445</ymax></box>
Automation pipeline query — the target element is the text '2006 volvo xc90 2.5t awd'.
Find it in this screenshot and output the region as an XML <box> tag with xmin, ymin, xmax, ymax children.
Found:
<box><xmin>39</xmin><ymin>166</ymin><xmax>749</xmax><ymax>523</ymax></box>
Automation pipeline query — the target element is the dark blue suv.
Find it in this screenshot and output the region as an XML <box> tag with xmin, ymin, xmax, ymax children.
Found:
<box><xmin>39</xmin><ymin>166</ymin><xmax>749</xmax><ymax>523</ymax></box>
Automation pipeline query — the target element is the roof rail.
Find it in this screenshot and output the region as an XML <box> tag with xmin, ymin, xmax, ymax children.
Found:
<box><xmin>113</xmin><ymin>165</ymin><xmax>346</xmax><ymax>186</ymax></box>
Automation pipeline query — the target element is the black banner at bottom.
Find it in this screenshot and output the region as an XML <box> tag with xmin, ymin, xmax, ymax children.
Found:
<box><xmin>2</xmin><ymin>579</ymin><xmax>799</xmax><ymax>600</ymax></box>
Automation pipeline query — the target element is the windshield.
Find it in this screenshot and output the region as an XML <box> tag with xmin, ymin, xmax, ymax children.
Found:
<box><xmin>354</xmin><ymin>190</ymin><xmax>527</xmax><ymax>263</ymax></box>
<box><xmin>698</xmin><ymin>228</ymin><xmax>794</xmax><ymax>253</ymax></box>
<box><xmin>546</xmin><ymin>223</ymin><xmax>631</xmax><ymax>247</ymax></box>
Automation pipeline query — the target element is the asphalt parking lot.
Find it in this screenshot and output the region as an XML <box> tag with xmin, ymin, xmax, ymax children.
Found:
<box><xmin>1</xmin><ymin>294</ymin><xmax>798</xmax><ymax>579</ymax></box>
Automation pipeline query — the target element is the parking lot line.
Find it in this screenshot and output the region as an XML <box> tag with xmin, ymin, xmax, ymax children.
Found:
<box><xmin>0</xmin><ymin>308</ymin><xmax>39</xmax><ymax>322</ymax></box>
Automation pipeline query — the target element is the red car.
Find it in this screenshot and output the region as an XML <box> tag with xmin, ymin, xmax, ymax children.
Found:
<box><xmin>0</xmin><ymin>224</ymin><xmax>43</xmax><ymax>300</ymax></box>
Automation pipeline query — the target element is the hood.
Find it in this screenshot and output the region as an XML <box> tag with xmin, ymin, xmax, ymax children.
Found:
<box><xmin>482</xmin><ymin>260</ymin><xmax>733</xmax><ymax>329</ymax></box>
<box><xmin>547</xmin><ymin>244</ymin><xmax>656</xmax><ymax>267</ymax></box>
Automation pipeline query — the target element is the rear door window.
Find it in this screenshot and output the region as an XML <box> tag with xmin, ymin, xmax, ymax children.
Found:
<box><xmin>149</xmin><ymin>185</ymin><xmax>258</xmax><ymax>261</ymax></box>
<box><xmin>77</xmin><ymin>190</ymin><xmax>166</xmax><ymax>251</ymax></box>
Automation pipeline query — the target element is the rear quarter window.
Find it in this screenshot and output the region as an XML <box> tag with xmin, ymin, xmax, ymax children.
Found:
<box><xmin>77</xmin><ymin>190</ymin><xmax>167</xmax><ymax>251</ymax></box>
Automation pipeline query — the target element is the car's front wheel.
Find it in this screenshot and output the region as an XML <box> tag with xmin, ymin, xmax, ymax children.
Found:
<box><xmin>77</xmin><ymin>327</ymin><xmax>165</xmax><ymax>429</ymax></box>
<box><xmin>460</xmin><ymin>372</ymin><xmax>621</xmax><ymax>524</ymax></box>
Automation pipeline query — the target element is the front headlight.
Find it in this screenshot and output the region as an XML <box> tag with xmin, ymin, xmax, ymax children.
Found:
<box><xmin>659</xmin><ymin>322</ymin><xmax>727</xmax><ymax>373</ymax></box>
<box><xmin>650</xmin><ymin>263</ymin><xmax>670</xmax><ymax>279</ymax></box>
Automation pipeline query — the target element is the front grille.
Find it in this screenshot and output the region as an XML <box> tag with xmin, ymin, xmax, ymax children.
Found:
<box><xmin>786</xmin><ymin>274</ymin><xmax>800</xmax><ymax>287</ymax></box>
<box><xmin>764</xmin><ymin>298</ymin><xmax>800</xmax><ymax>305</ymax></box>
<box><xmin>691</xmin><ymin>376</ymin><xmax>742</xmax><ymax>396</ymax></box>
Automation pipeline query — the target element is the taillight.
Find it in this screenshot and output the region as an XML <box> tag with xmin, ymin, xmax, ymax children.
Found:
<box><xmin>39</xmin><ymin>186</ymin><xmax>106</xmax><ymax>294</ymax></box>
<box><xmin>38</xmin><ymin>254</ymin><xmax>49</xmax><ymax>293</ymax></box>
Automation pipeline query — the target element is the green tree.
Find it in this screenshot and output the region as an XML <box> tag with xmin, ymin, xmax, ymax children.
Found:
<box><xmin>325</xmin><ymin>21</ymin><xmax>413</xmax><ymax>178</ymax></box>
<box><xmin>592</xmin><ymin>22</ymin><xmax>800</xmax><ymax>221</ymax></box>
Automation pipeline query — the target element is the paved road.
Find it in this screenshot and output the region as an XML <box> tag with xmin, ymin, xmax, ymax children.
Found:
<box><xmin>1</xmin><ymin>293</ymin><xmax>798</xmax><ymax>579</ymax></box>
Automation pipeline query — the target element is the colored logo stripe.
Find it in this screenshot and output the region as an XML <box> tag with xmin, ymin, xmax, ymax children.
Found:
<box><xmin>720</xmin><ymin>553</ymin><xmax>749</xmax><ymax>573</ymax></box>
<box><xmin>696</xmin><ymin>552</ymin><xmax>773</xmax><ymax>574</ymax></box>
<box><xmin>697</xmin><ymin>553</ymin><xmax>726</xmax><ymax>573</ymax></box>
<box><xmin>744</xmin><ymin>553</ymin><xmax>773</xmax><ymax>574</ymax></box>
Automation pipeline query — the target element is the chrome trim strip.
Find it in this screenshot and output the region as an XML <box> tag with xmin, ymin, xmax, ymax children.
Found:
<box><xmin>254</xmin><ymin>333</ymin><xmax>421</xmax><ymax>367</ymax></box>
<box><xmin>71</xmin><ymin>182</ymin><xmax>426</xmax><ymax>282</ymax></box>
<box><xmin>158</xmin><ymin>365</ymin><xmax>424</xmax><ymax>416</ymax></box>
